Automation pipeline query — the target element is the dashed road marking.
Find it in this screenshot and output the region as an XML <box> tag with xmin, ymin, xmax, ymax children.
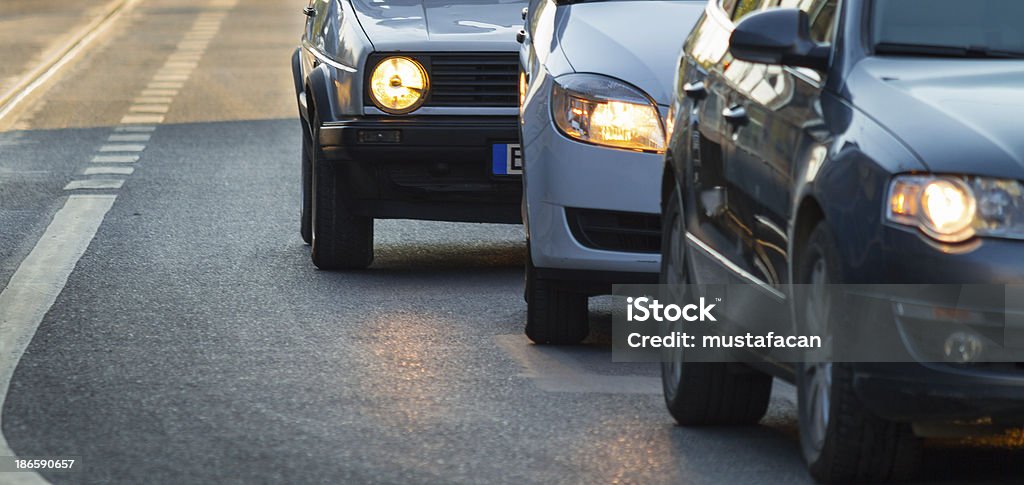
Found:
<box><xmin>120</xmin><ymin>114</ymin><xmax>164</xmax><ymax>124</ymax></box>
<box><xmin>107</xmin><ymin>133</ymin><xmax>151</xmax><ymax>142</ymax></box>
<box><xmin>132</xmin><ymin>97</ymin><xmax>173</xmax><ymax>105</ymax></box>
<box><xmin>91</xmin><ymin>154</ymin><xmax>139</xmax><ymax>163</ymax></box>
<box><xmin>84</xmin><ymin>166</ymin><xmax>134</xmax><ymax>175</ymax></box>
<box><xmin>63</xmin><ymin>179</ymin><xmax>124</xmax><ymax>190</ymax></box>
<box><xmin>129</xmin><ymin>104</ymin><xmax>170</xmax><ymax>114</ymax></box>
<box><xmin>114</xmin><ymin>125</ymin><xmax>156</xmax><ymax>132</ymax></box>
<box><xmin>98</xmin><ymin>144</ymin><xmax>145</xmax><ymax>152</ymax></box>
<box><xmin>147</xmin><ymin>82</ymin><xmax>183</xmax><ymax>89</ymax></box>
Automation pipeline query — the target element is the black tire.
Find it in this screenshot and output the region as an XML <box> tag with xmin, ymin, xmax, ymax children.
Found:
<box><xmin>524</xmin><ymin>252</ymin><xmax>588</xmax><ymax>345</ymax></box>
<box><xmin>795</xmin><ymin>223</ymin><xmax>921</xmax><ymax>483</ymax></box>
<box><xmin>659</xmin><ymin>182</ymin><xmax>772</xmax><ymax>425</ymax></box>
<box><xmin>309</xmin><ymin>112</ymin><xmax>374</xmax><ymax>270</ymax></box>
<box><xmin>300</xmin><ymin>121</ymin><xmax>313</xmax><ymax>245</ymax></box>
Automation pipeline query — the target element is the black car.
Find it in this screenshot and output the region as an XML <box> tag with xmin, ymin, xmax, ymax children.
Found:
<box><xmin>661</xmin><ymin>0</ymin><xmax>1024</xmax><ymax>481</ymax></box>
<box><xmin>292</xmin><ymin>0</ymin><xmax>526</xmax><ymax>269</ymax></box>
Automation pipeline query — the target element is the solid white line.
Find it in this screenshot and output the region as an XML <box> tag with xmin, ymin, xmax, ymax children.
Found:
<box><xmin>0</xmin><ymin>0</ymin><xmax>140</xmax><ymax>131</ymax></box>
<box><xmin>91</xmin><ymin>154</ymin><xmax>139</xmax><ymax>163</ymax></box>
<box><xmin>64</xmin><ymin>179</ymin><xmax>124</xmax><ymax>190</ymax></box>
<box><xmin>120</xmin><ymin>114</ymin><xmax>164</xmax><ymax>124</ymax></box>
<box><xmin>84</xmin><ymin>166</ymin><xmax>134</xmax><ymax>175</ymax></box>
<box><xmin>98</xmin><ymin>144</ymin><xmax>145</xmax><ymax>152</ymax></box>
<box><xmin>129</xmin><ymin>104</ymin><xmax>169</xmax><ymax>114</ymax></box>
<box><xmin>0</xmin><ymin>195</ymin><xmax>115</xmax><ymax>485</ymax></box>
<box><xmin>107</xmin><ymin>133</ymin><xmax>151</xmax><ymax>142</ymax></box>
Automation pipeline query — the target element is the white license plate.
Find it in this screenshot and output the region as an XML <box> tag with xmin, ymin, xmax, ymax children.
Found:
<box><xmin>492</xmin><ymin>143</ymin><xmax>522</xmax><ymax>176</ymax></box>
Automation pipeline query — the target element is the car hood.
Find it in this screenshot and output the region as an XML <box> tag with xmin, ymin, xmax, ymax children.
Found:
<box><xmin>846</xmin><ymin>57</ymin><xmax>1024</xmax><ymax>180</ymax></box>
<box><xmin>351</xmin><ymin>0</ymin><xmax>526</xmax><ymax>52</ymax></box>
<box><xmin>555</xmin><ymin>1</ymin><xmax>704</xmax><ymax>106</ymax></box>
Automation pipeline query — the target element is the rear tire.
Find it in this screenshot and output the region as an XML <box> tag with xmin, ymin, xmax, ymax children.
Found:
<box><xmin>659</xmin><ymin>182</ymin><xmax>772</xmax><ymax>425</ymax></box>
<box><xmin>524</xmin><ymin>251</ymin><xmax>588</xmax><ymax>345</ymax></box>
<box><xmin>795</xmin><ymin>223</ymin><xmax>921</xmax><ymax>483</ymax></box>
<box><xmin>309</xmin><ymin>112</ymin><xmax>374</xmax><ymax>270</ymax></box>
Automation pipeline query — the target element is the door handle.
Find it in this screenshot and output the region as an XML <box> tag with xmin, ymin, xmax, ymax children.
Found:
<box><xmin>722</xmin><ymin>104</ymin><xmax>748</xmax><ymax>126</ymax></box>
<box><xmin>683</xmin><ymin>81</ymin><xmax>707</xmax><ymax>100</ymax></box>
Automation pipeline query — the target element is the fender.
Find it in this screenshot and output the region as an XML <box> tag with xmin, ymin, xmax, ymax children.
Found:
<box><xmin>305</xmin><ymin>63</ymin><xmax>336</xmax><ymax>128</ymax></box>
<box><xmin>291</xmin><ymin>47</ymin><xmax>308</xmax><ymax>122</ymax></box>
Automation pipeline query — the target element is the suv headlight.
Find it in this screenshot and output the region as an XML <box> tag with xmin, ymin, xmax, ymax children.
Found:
<box><xmin>887</xmin><ymin>175</ymin><xmax>1024</xmax><ymax>243</ymax></box>
<box><xmin>369</xmin><ymin>56</ymin><xmax>429</xmax><ymax>114</ymax></box>
<box><xmin>551</xmin><ymin>74</ymin><xmax>665</xmax><ymax>153</ymax></box>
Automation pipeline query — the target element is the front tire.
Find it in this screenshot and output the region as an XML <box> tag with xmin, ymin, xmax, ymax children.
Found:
<box><xmin>309</xmin><ymin>113</ymin><xmax>374</xmax><ymax>270</ymax></box>
<box><xmin>300</xmin><ymin>121</ymin><xmax>313</xmax><ymax>245</ymax></box>
<box><xmin>659</xmin><ymin>182</ymin><xmax>772</xmax><ymax>425</ymax></box>
<box><xmin>524</xmin><ymin>250</ymin><xmax>588</xmax><ymax>345</ymax></box>
<box><xmin>796</xmin><ymin>223</ymin><xmax>921</xmax><ymax>483</ymax></box>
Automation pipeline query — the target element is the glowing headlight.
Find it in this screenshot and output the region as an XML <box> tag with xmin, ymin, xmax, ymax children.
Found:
<box><xmin>887</xmin><ymin>175</ymin><xmax>1024</xmax><ymax>243</ymax></box>
<box><xmin>369</xmin><ymin>56</ymin><xmax>428</xmax><ymax>114</ymax></box>
<box><xmin>550</xmin><ymin>74</ymin><xmax>664</xmax><ymax>153</ymax></box>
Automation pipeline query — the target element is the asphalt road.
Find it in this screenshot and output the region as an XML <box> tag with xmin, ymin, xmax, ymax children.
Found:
<box><xmin>0</xmin><ymin>0</ymin><xmax>1021</xmax><ymax>483</ymax></box>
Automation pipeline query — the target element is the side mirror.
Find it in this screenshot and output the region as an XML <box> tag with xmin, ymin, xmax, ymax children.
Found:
<box><xmin>729</xmin><ymin>8</ymin><xmax>830</xmax><ymax>71</ymax></box>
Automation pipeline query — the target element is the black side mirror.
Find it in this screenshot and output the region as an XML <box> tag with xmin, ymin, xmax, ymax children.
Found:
<box><xmin>729</xmin><ymin>8</ymin><xmax>830</xmax><ymax>71</ymax></box>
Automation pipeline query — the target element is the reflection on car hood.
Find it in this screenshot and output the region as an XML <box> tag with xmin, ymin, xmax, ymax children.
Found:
<box><xmin>351</xmin><ymin>0</ymin><xmax>526</xmax><ymax>52</ymax></box>
<box><xmin>847</xmin><ymin>58</ymin><xmax>1024</xmax><ymax>180</ymax></box>
<box><xmin>555</xmin><ymin>1</ymin><xmax>705</xmax><ymax>106</ymax></box>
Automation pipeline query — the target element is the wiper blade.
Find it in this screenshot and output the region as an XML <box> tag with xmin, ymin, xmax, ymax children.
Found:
<box><xmin>875</xmin><ymin>42</ymin><xmax>1024</xmax><ymax>59</ymax></box>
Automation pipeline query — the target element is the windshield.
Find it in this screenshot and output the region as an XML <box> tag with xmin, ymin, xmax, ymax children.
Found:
<box><xmin>871</xmin><ymin>0</ymin><xmax>1024</xmax><ymax>57</ymax></box>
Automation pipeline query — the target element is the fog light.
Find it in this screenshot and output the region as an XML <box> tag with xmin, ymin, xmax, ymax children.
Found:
<box><xmin>944</xmin><ymin>331</ymin><xmax>983</xmax><ymax>363</ymax></box>
<box><xmin>358</xmin><ymin>130</ymin><xmax>401</xmax><ymax>144</ymax></box>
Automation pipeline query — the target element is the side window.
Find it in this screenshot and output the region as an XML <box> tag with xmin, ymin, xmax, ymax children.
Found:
<box><xmin>720</xmin><ymin>0</ymin><xmax>739</xmax><ymax>17</ymax></box>
<box><xmin>731</xmin><ymin>0</ymin><xmax>764</xmax><ymax>22</ymax></box>
<box><xmin>777</xmin><ymin>0</ymin><xmax>838</xmax><ymax>43</ymax></box>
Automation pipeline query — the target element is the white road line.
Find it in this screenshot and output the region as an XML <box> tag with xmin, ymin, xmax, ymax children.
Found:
<box><xmin>107</xmin><ymin>133</ymin><xmax>151</xmax><ymax>142</ymax></box>
<box><xmin>147</xmin><ymin>82</ymin><xmax>183</xmax><ymax>89</ymax></box>
<box><xmin>132</xmin><ymin>97</ymin><xmax>173</xmax><ymax>105</ymax></box>
<box><xmin>163</xmin><ymin>61</ymin><xmax>197</xmax><ymax>68</ymax></box>
<box><xmin>84</xmin><ymin>166</ymin><xmax>134</xmax><ymax>175</ymax></box>
<box><xmin>63</xmin><ymin>179</ymin><xmax>124</xmax><ymax>190</ymax></box>
<box><xmin>98</xmin><ymin>144</ymin><xmax>145</xmax><ymax>152</ymax></box>
<box><xmin>140</xmin><ymin>89</ymin><xmax>178</xmax><ymax>97</ymax></box>
<box><xmin>129</xmin><ymin>104</ymin><xmax>170</xmax><ymax>114</ymax></box>
<box><xmin>120</xmin><ymin>114</ymin><xmax>164</xmax><ymax>124</ymax></box>
<box><xmin>0</xmin><ymin>195</ymin><xmax>115</xmax><ymax>485</ymax></box>
<box><xmin>152</xmin><ymin>74</ymin><xmax>190</xmax><ymax>82</ymax></box>
<box><xmin>114</xmin><ymin>125</ymin><xmax>156</xmax><ymax>132</ymax></box>
<box><xmin>91</xmin><ymin>154</ymin><xmax>139</xmax><ymax>163</ymax></box>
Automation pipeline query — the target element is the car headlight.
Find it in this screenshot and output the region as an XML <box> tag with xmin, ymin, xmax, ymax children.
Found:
<box><xmin>550</xmin><ymin>74</ymin><xmax>665</xmax><ymax>153</ymax></box>
<box><xmin>887</xmin><ymin>175</ymin><xmax>1024</xmax><ymax>243</ymax></box>
<box><xmin>369</xmin><ymin>56</ymin><xmax>428</xmax><ymax>114</ymax></box>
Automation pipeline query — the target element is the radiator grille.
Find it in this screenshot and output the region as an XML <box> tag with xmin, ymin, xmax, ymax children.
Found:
<box><xmin>426</xmin><ymin>54</ymin><xmax>519</xmax><ymax>108</ymax></box>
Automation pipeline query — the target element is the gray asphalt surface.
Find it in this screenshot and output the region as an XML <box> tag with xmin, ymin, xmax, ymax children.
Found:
<box><xmin>0</xmin><ymin>0</ymin><xmax>1021</xmax><ymax>483</ymax></box>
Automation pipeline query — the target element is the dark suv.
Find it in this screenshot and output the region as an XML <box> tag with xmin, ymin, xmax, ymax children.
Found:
<box><xmin>661</xmin><ymin>0</ymin><xmax>1024</xmax><ymax>481</ymax></box>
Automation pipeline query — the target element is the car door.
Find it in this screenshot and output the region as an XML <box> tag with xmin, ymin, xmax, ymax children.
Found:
<box><xmin>686</xmin><ymin>0</ymin><xmax>776</xmax><ymax>293</ymax></box>
<box><xmin>753</xmin><ymin>0</ymin><xmax>838</xmax><ymax>288</ymax></box>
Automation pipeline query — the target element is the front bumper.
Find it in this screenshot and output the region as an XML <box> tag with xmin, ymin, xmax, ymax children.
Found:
<box><xmin>522</xmin><ymin>102</ymin><xmax>663</xmax><ymax>274</ymax></box>
<box><xmin>318</xmin><ymin>116</ymin><xmax>521</xmax><ymax>224</ymax></box>
<box><xmin>854</xmin><ymin>362</ymin><xmax>1024</xmax><ymax>425</ymax></box>
<box><xmin>845</xmin><ymin>228</ymin><xmax>1024</xmax><ymax>424</ymax></box>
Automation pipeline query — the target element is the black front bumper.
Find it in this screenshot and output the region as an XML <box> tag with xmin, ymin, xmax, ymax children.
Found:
<box><xmin>854</xmin><ymin>362</ymin><xmax>1024</xmax><ymax>425</ymax></box>
<box><xmin>318</xmin><ymin>116</ymin><xmax>521</xmax><ymax>224</ymax></box>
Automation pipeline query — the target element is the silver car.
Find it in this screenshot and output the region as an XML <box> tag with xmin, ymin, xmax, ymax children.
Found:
<box><xmin>518</xmin><ymin>0</ymin><xmax>704</xmax><ymax>343</ymax></box>
<box><xmin>293</xmin><ymin>0</ymin><xmax>527</xmax><ymax>269</ymax></box>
